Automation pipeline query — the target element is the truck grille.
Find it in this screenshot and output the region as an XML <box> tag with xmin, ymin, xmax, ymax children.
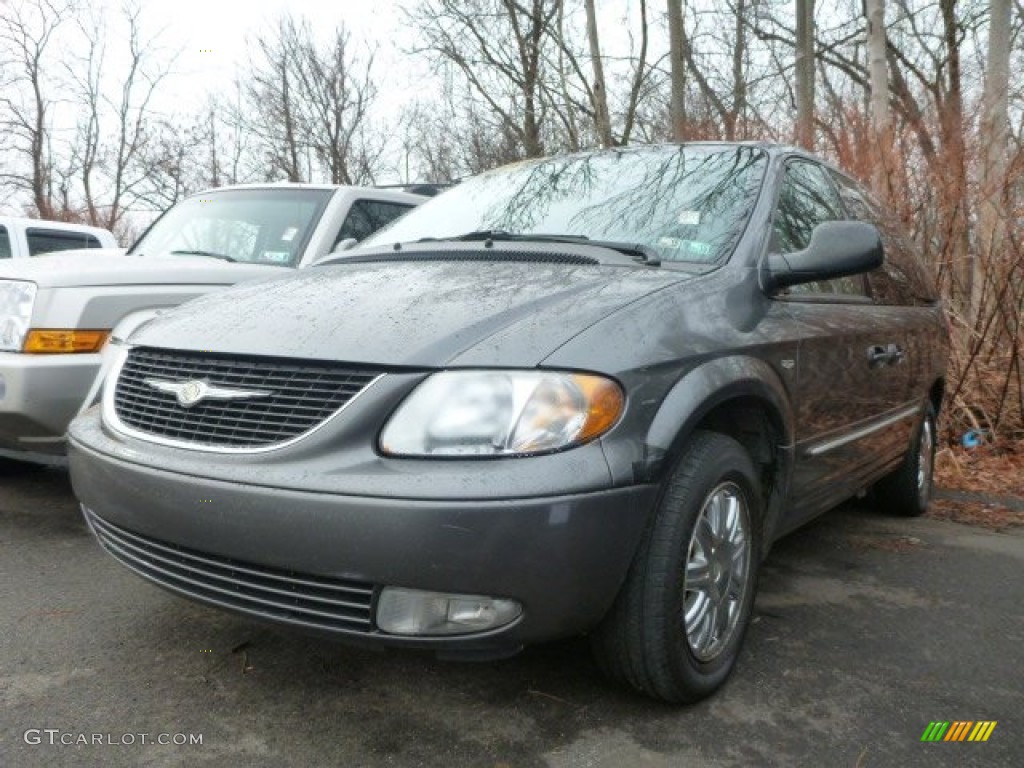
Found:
<box><xmin>84</xmin><ymin>507</ymin><xmax>377</xmax><ymax>635</ymax></box>
<box><xmin>112</xmin><ymin>347</ymin><xmax>381</xmax><ymax>450</ymax></box>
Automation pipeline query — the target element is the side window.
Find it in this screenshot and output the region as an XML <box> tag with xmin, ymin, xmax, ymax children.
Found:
<box><xmin>828</xmin><ymin>170</ymin><xmax>880</xmax><ymax>222</ymax></box>
<box><xmin>772</xmin><ymin>161</ymin><xmax>867</xmax><ymax>297</ymax></box>
<box><xmin>0</xmin><ymin>226</ymin><xmax>11</xmax><ymax>259</ymax></box>
<box><xmin>829</xmin><ymin>170</ymin><xmax>938</xmax><ymax>306</ymax></box>
<box><xmin>26</xmin><ymin>228</ymin><xmax>102</xmax><ymax>256</ymax></box>
<box><xmin>335</xmin><ymin>200</ymin><xmax>415</xmax><ymax>245</ymax></box>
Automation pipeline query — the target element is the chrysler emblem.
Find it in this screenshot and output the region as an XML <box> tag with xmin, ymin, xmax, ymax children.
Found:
<box><xmin>143</xmin><ymin>377</ymin><xmax>273</xmax><ymax>408</ymax></box>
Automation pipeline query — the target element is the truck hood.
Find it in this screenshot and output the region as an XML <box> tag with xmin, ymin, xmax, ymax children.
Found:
<box><xmin>0</xmin><ymin>253</ymin><xmax>290</xmax><ymax>288</ymax></box>
<box><xmin>130</xmin><ymin>260</ymin><xmax>690</xmax><ymax>367</ymax></box>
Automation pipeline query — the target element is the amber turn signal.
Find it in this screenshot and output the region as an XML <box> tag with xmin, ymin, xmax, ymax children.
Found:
<box><xmin>23</xmin><ymin>329</ymin><xmax>110</xmax><ymax>354</ymax></box>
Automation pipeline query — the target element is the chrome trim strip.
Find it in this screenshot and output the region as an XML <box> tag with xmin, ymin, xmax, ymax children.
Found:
<box><xmin>102</xmin><ymin>345</ymin><xmax>384</xmax><ymax>454</ymax></box>
<box><xmin>806</xmin><ymin>404</ymin><xmax>921</xmax><ymax>457</ymax></box>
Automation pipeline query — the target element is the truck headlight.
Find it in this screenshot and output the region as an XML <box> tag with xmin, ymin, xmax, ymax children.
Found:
<box><xmin>379</xmin><ymin>370</ymin><xmax>624</xmax><ymax>457</ymax></box>
<box><xmin>0</xmin><ymin>281</ymin><xmax>37</xmax><ymax>352</ymax></box>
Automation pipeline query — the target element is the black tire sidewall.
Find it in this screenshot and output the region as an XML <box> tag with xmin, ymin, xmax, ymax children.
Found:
<box><xmin>876</xmin><ymin>402</ymin><xmax>937</xmax><ymax>517</ymax></box>
<box><xmin>651</xmin><ymin>433</ymin><xmax>763</xmax><ymax>698</ymax></box>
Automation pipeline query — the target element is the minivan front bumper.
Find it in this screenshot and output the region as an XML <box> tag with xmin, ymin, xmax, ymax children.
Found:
<box><xmin>69</xmin><ymin>428</ymin><xmax>657</xmax><ymax>657</ymax></box>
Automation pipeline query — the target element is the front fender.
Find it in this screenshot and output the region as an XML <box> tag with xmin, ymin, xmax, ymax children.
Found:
<box><xmin>632</xmin><ymin>355</ymin><xmax>796</xmax><ymax>556</ymax></box>
<box><xmin>643</xmin><ymin>356</ymin><xmax>794</xmax><ymax>474</ymax></box>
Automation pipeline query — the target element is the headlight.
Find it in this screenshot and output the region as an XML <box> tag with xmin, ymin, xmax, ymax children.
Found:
<box><xmin>0</xmin><ymin>281</ymin><xmax>37</xmax><ymax>352</ymax></box>
<box><xmin>380</xmin><ymin>370</ymin><xmax>624</xmax><ymax>457</ymax></box>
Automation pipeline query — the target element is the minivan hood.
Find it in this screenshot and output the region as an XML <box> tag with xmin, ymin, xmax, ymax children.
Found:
<box><xmin>0</xmin><ymin>253</ymin><xmax>290</xmax><ymax>288</ymax></box>
<box><xmin>130</xmin><ymin>260</ymin><xmax>689</xmax><ymax>367</ymax></box>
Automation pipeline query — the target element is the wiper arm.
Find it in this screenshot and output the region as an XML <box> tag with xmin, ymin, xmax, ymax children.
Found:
<box><xmin>417</xmin><ymin>231</ymin><xmax>660</xmax><ymax>266</ymax></box>
<box><xmin>457</xmin><ymin>230</ymin><xmax>589</xmax><ymax>245</ymax></box>
<box><xmin>169</xmin><ymin>249</ymin><xmax>237</xmax><ymax>262</ymax></box>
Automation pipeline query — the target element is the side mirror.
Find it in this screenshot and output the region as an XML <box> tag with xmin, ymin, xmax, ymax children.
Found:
<box><xmin>763</xmin><ymin>220</ymin><xmax>883</xmax><ymax>293</ymax></box>
<box><xmin>331</xmin><ymin>237</ymin><xmax>358</xmax><ymax>254</ymax></box>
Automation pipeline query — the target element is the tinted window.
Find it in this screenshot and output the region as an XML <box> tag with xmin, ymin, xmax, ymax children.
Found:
<box><xmin>828</xmin><ymin>170</ymin><xmax>881</xmax><ymax>222</ymax></box>
<box><xmin>363</xmin><ymin>145</ymin><xmax>769</xmax><ymax>265</ymax></box>
<box><xmin>27</xmin><ymin>228</ymin><xmax>102</xmax><ymax>256</ymax></box>
<box><xmin>337</xmin><ymin>200</ymin><xmax>415</xmax><ymax>244</ymax></box>
<box><xmin>130</xmin><ymin>188</ymin><xmax>333</xmax><ymax>267</ymax></box>
<box><xmin>829</xmin><ymin>170</ymin><xmax>938</xmax><ymax>305</ymax></box>
<box><xmin>0</xmin><ymin>226</ymin><xmax>10</xmax><ymax>259</ymax></box>
<box><xmin>773</xmin><ymin>161</ymin><xmax>866</xmax><ymax>297</ymax></box>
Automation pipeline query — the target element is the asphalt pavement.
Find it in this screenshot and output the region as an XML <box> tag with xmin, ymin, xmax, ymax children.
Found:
<box><xmin>1</xmin><ymin>460</ymin><xmax>1021</xmax><ymax>767</ymax></box>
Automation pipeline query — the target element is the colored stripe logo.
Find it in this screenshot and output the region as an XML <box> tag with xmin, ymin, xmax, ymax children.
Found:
<box><xmin>921</xmin><ymin>721</ymin><xmax>997</xmax><ymax>742</ymax></box>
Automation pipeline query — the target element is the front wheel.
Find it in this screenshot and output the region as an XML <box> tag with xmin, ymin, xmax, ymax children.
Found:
<box><xmin>592</xmin><ymin>431</ymin><xmax>761</xmax><ymax>703</ymax></box>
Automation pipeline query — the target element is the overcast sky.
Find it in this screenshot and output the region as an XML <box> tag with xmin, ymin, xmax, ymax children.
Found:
<box><xmin>139</xmin><ymin>0</ymin><xmax>418</xmax><ymax>119</ymax></box>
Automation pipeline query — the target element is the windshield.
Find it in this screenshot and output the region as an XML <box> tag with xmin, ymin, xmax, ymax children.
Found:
<box><xmin>363</xmin><ymin>145</ymin><xmax>768</xmax><ymax>265</ymax></box>
<box><xmin>130</xmin><ymin>188</ymin><xmax>333</xmax><ymax>267</ymax></box>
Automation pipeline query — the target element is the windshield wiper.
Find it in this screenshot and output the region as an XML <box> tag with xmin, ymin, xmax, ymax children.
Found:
<box><xmin>169</xmin><ymin>249</ymin><xmax>237</xmax><ymax>263</ymax></box>
<box><xmin>416</xmin><ymin>230</ymin><xmax>660</xmax><ymax>266</ymax></box>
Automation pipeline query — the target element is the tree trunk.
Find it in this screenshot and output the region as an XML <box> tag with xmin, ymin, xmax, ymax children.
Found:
<box><xmin>584</xmin><ymin>0</ymin><xmax>613</xmax><ymax>147</ymax></box>
<box><xmin>976</xmin><ymin>0</ymin><xmax>1012</xmax><ymax>314</ymax></box>
<box><xmin>938</xmin><ymin>0</ymin><xmax>971</xmax><ymax>315</ymax></box>
<box><xmin>795</xmin><ymin>0</ymin><xmax>815</xmax><ymax>150</ymax></box>
<box><xmin>866</xmin><ymin>0</ymin><xmax>891</xmax><ymax>202</ymax></box>
<box><xmin>667</xmin><ymin>0</ymin><xmax>686</xmax><ymax>141</ymax></box>
<box><xmin>729</xmin><ymin>0</ymin><xmax>747</xmax><ymax>140</ymax></box>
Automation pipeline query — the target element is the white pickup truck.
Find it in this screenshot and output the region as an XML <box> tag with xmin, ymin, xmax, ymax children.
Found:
<box><xmin>0</xmin><ymin>183</ymin><xmax>426</xmax><ymax>464</ymax></box>
<box><xmin>0</xmin><ymin>216</ymin><xmax>118</xmax><ymax>258</ymax></box>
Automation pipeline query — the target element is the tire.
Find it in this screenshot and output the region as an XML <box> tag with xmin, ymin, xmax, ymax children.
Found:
<box><xmin>873</xmin><ymin>403</ymin><xmax>937</xmax><ymax>517</ymax></box>
<box><xmin>592</xmin><ymin>430</ymin><xmax>762</xmax><ymax>703</ymax></box>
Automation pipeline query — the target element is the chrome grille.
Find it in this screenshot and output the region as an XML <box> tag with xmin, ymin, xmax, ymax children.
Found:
<box><xmin>84</xmin><ymin>507</ymin><xmax>376</xmax><ymax>634</ymax></box>
<box><xmin>113</xmin><ymin>347</ymin><xmax>381</xmax><ymax>449</ymax></box>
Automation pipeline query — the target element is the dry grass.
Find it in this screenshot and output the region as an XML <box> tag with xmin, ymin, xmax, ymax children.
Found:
<box><xmin>930</xmin><ymin>437</ymin><xmax>1024</xmax><ymax>531</ymax></box>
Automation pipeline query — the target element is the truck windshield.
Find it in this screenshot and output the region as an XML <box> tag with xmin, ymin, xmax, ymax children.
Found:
<box><xmin>363</xmin><ymin>145</ymin><xmax>768</xmax><ymax>265</ymax></box>
<box><xmin>129</xmin><ymin>188</ymin><xmax>333</xmax><ymax>268</ymax></box>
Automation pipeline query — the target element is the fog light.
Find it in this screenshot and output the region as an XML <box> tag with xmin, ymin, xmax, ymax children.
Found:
<box><xmin>376</xmin><ymin>587</ymin><xmax>522</xmax><ymax>636</ymax></box>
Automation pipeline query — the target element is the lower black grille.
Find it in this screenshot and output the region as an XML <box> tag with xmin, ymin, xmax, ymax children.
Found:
<box><xmin>84</xmin><ymin>507</ymin><xmax>376</xmax><ymax>634</ymax></box>
<box><xmin>113</xmin><ymin>347</ymin><xmax>382</xmax><ymax>449</ymax></box>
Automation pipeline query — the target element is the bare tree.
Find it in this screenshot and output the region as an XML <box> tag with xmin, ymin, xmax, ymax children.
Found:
<box><xmin>239</xmin><ymin>16</ymin><xmax>382</xmax><ymax>185</ymax></box>
<box><xmin>412</xmin><ymin>0</ymin><xmax>561</xmax><ymax>160</ymax></box>
<box><xmin>865</xmin><ymin>0</ymin><xmax>891</xmax><ymax>201</ymax></box>
<box><xmin>69</xmin><ymin>3</ymin><xmax>173</xmax><ymax>230</ymax></box>
<box><xmin>976</xmin><ymin>0</ymin><xmax>1013</xmax><ymax>297</ymax></box>
<box><xmin>795</xmin><ymin>0</ymin><xmax>815</xmax><ymax>149</ymax></box>
<box><xmin>243</xmin><ymin>17</ymin><xmax>310</xmax><ymax>182</ymax></box>
<box><xmin>584</xmin><ymin>0</ymin><xmax>613</xmax><ymax>147</ymax></box>
<box><xmin>0</xmin><ymin>0</ymin><xmax>74</xmax><ymax>218</ymax></box>
<box><xmin>136</xmin><ymin>97</ymin><xmax>253</xmax><ymax>211</ymax></box>
<box><xmin>729</xmin><ymin>0</ymin><xmax>748</xmax><ymax>140</ymax></box>
<box><xmin>667</xmin><ymin>0</ymin><xmax>687</xmax><ymax>140</ymax></box>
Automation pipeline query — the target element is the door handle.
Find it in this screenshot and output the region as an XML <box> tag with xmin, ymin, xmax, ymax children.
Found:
<box><xmin>867</xmin><ymin>345</ymin><xmax>890</xmax><ymax>366</ymax></box>
<box><xmin>867</xmin><ymin>344</ymin><xmax>904</xmax><ymax>366</ymax></box>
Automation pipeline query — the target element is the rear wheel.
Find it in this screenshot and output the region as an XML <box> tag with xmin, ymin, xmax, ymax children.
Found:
<box><xmin>592</xmin><ymin>431</ymin><xmax>761</xmax><ymax>703</ymax></box>
<box><xmin>874</xmin><ymin>403</ymin><xmax>936</xmax><ymax>517</ymax></box>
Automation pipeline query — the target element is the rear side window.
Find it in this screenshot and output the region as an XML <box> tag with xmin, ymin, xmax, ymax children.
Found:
<box><xmin>336</xmin><ymin>200</ymin><xmax>414</xmax><ymax>244</ymax></box>
<box><xmin>829</xmin><ymin>171</ymin><xmax>939</xmax><ymax>305</ymax></box>
<box><xmin>0</xmin><ymin>226</ymin><xmax>10</xmax><ymax>259</ymax></box>
<box><xmin>27</xmin><ymin>228</ymin><xmax>102</xmax><ymax>256</ymax></box>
